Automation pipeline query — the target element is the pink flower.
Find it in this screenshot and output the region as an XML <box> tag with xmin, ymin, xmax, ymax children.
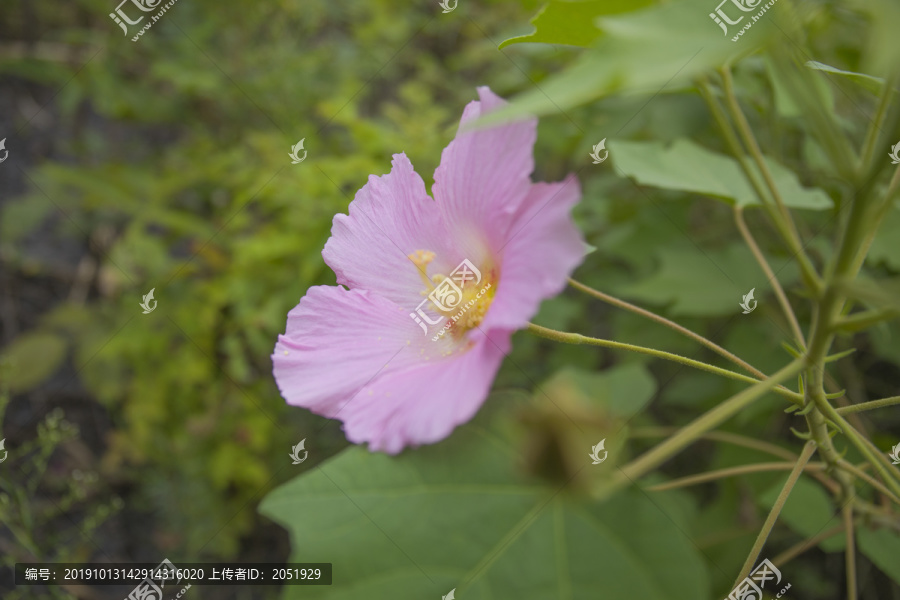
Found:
<box><xmin>272</xmin><ymin>87</ymin><xmax>584</xmax><ymax>454</ymax></box>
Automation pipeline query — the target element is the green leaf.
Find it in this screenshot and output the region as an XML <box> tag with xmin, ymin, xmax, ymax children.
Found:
<box><xmin>867</xmin><ymin>204</ymin><xmax>900</xmax><ymax>270</ymax></box>
<box><xmin>260</xmin><ymin>401</ymin><xmax>709</xmax><ymax>600</ymax></box>
<box><xmin>610</xmin><ymin>139</ymin><xmax>833</xmax><ymax>210</ymax></box>
<box><xmin>858</xmin><ymin>527</ymin><xmax>900</xmax><ymax>585</ymax></box>
<box><xmin>477</xmin><ymin>0</ymin><xmax>774</xmax><ymax>125</ymax></box>
<box><xmin>804</xmin><ymin>60</ymin><xmax>885</xmax><ymax>94</ymax></box>
<box><xmin>836</xmin><ymin>277</ymin><xmax>900</xmax><ymax>312</ymax></box>
<box><xmin>541</xmin><ymin>363</ymin><xmax>657</xmax><ymax>419</ymax></box>
<box><xmin>757</xmin><ymin>477</ymin><xmax>844</xmax><ymax>552</ymax></box>
<box><xmin>0</xmin><ymin>331</ymin><xmax>68</xmax><ymax>393</ymax></box>
<box><xmin>616</xmin><ymin>244</ymin><xmax>799</xmax><ymax>317</ymax></box>
<box><xmin>499</xmin><ymin>0</ymin><xmax>655</xmax><ymax>49</ymax></box>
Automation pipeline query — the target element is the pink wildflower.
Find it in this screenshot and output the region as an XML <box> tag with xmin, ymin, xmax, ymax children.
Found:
<box><xmin>272</xmin><ymin>87</ymin><xmax>584</xmax><ymax>453</ymax></box>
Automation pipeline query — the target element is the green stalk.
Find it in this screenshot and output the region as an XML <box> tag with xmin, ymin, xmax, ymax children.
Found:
<box><xmin>837</xmin><ymin>395</ymin><xmax>900</xmax><ymax>415</ymax></box>
<box><xmin>734</xmin><ymin>206</ymin><xmax>806</xmax><ymax>348</ymax></box>
<box><xmin>526</xmin><ymin>323</ymin><xmax>803</xmax><ymax>404</ymax></box>
<box><xmin>700</xmin><ymin>76</ymin><xmax>822</xmax><ymax>294</ymax></box>
<box><xmin>733</xmin><ymin>441</ymin><xmax>817</xmax><ymax>587</ymax></box>
<box><xmin>567</xmin><ymin>278</ymin><xmax>773</xmax><ymax>377</ymax></box>
<box><xmin>615</xmin><ymin>359</ymin><xmax>805</xmax><ymax>488</ymax></box>
<box><xmin>646</xmin><ymin>461</ymin><xmax>825</xmax><ymax>492</ymax></box>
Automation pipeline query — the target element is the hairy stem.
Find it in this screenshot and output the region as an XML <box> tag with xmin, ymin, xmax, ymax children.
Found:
<box><xmin>526</xmin><ymin>323</ymin><xmax>803</xmax><ymax>403</ymax></box>
<box><xmin>837</xmin><ymin>460</ymin><xmax>900</xmax><ymax>506</ymax></box>
<box><xmin>567</xmin><ymin>278</ymin><xmax>771</xmax><ymax>377</ymax></box>
<box><xmin>843</xmin><ymin>503</ymin><xmax>858</xmax><ymax>600</ymax></box>
<box><xmin>631</xmin><ymin>427</ymin><xmax>839</xmax><ymax>493</ymax></box>
<box><xmin>646</xmin><ymin>461</ymin><xmax>826</xmax><ymax>492</ymax></box>
<box><xmin>837</xmin><ymin>395</ymin><xmax>900</xmax><ymax>415</ymax></box>
<box><xmin>770</xmin><ymin>524</ymin><xmax>845</xmax><ymax>567</ymax></box>
<box><xmin>859</xmin><ymin>76</ymin><xmax>896</xmax><ymax>173</ymax></box>
<box><xmin>699</xmin><ymin>76</ymin><xmax>822</xmax><ymax>294</ymax></box>
<box><xmin>719</xmin><ymin>68</ymin><xmax>822</xmax><ymax>295</ymax></box>
<box><xmin>733</xmin><ymin>441</ymin><xmax>817</xmax><ymax>587</ymax></box>
<box><xmin>733</xmin><ymin>206</ymin><xmax>806</xmax><ymax>348</ymax></box>
<box><xmin>615</xmin><ymin>360</ymin><xmax>805</xmax><ymax>490</ymax></box>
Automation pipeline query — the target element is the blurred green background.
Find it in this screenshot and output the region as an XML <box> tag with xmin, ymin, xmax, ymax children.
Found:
<box><xmin>1</xmin><ymin>0</ymin><xmax>899</xmax><ymax>598</ymax></box>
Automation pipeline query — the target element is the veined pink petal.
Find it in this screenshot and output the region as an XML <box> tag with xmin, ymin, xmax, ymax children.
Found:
<box><xmin>272</xmin><ymin>285</ymin><xmax>430</xmax><ymax>417</ymax></box>
<box><xmin>339</xmin><ymin>328</ymin><xmax>511</xmax><ymax>454</ymax></box>
<box><xmin>482</xmin><ymin>175</ymin><xmax>584</xmax><ymax>331</ymax></box>
<box><xmin>323</xmin><ymin>154</ymin><xmax>459</xmax><ymax>307</ymax></box>
<box><xmin>432</xmin><ymin>87</ymin><xmax>537</xmax><ymax>258</ymax></box>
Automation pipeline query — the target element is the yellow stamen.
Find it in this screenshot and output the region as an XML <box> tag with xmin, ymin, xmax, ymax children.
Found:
<box><xmin>408</xmin><ymin>250</ymin><xmax>436</xmax><ymax>289</ymax></box>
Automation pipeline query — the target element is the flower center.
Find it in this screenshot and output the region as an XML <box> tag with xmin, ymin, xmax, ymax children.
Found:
<box><xmin>408</xmin><ymin>249</ymin><xmax>496</xmax><ymax>341</ymax></box>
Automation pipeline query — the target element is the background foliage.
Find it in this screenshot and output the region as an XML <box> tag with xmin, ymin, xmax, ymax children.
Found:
<box><xmin>1</xmin><ymin>0</ymin><xmax>899</xmax><ymax>598</ymax></box>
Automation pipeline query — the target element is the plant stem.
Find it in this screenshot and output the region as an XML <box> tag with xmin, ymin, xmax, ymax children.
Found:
<box><xmin>836</xmin><ymin>459</ymin><xmax>900</xmax><ymax>506</ymax></box>
<box><xmin>832</xmin><ymin>308</ymin><xmax>900</xmax><ymax>333</ymax></box>
<box><xmin>567</xmin><ymin>278</ymin><xmax>770</xmax><ymax>377</ymax></box>
<box><xmin>718</xmin><ymin>68</ymin><xmax>823</xmax><ymax>295</ymax></box>
<box><xmin>837</xmin><ymin>395</ymin><xmax>900</xmax><ymax>415</ymax></box>
<box><xmin>843</xmin><ymin>502</ymin><xmax>858</xmax><ymax>600</ymax></box>
<box><xmin>615</xmin><ymin>359</ymin><xmax>805</xmax><ymax>489</ymax></box>
<box><xmin>770</xmin><ymin>524</ymin><xmax>845</xmax><ymax>567</ymax></box>
<box><xmin>733</xmin><ymin>441</ymin><xmax>817</xmax><ymax>587</ymax></box>
<box><xmin>847</xmin><ymin>164</ymin><xmax>900</xmax><ymax>277</ymax></box>
<box><xmin>526</xmin><ymin>323</ymin><xmax>803</xmax><ymax>404</ymax></box>
<box><xmin>733</xmin><ymin>206</ymin><xmax>806</xmax><ymax>348</ymax></box>
<box><xmin>817</xmin><ymin>400</ymin><xmax>900</xmax><ymax>498</ymax></box>
<box><xmin>859</xmin><ymin>76</ymin><xmax>896</xmax><ymax>173</ymax></box>
<box><xmin>646</xmin><ymin>461</ymin><xmax>826</xmax><ymax>492</ymax></box>
<box><xmin>630</xmin><ymin>428</ymin><xmax>797</xmax><ymax>461</ymax></box>
<box><xmin>700</xmin><ymin>76</ymin><xmax>822</xmax><ymax>295</ymax></box>
<box><xmin>631</xmin><ymin>427</ymin><xmax>839</xmax><ymax>493</ymax></box>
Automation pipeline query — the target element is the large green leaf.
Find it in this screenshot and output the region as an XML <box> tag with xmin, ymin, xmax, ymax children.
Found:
<box><xmin>858</xmin><ymin>527</ymin><xmax>900</xmax><ymax>586</ymax></box>
<box><xmin>610</xmin><ymin>139</ymin><xmax>833</xmax><ymax>210</ymax></box>
<box><xmin>478</xmin><ymin>0</ymin><xmax>774</xmax><ymax>125</ymax></box>
<box><xmin>499</xmin><ymin>0</ymin><xmax>655</xmax><ymax>49</ymax></box>
<box><xmin>260</xmin><ymin>400</ymin><xmax>709</xmax><ymax>600</ymax></box>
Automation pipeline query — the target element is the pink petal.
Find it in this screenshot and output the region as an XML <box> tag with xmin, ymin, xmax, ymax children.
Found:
<box><xmin>482</xmin><ymin>175</ymin><xmax>584</xmax><ymax>331</ymax></box>
<box><xmin>340</xmin><ymin>328</ymin><xmax>512</xmax><ymax>454</ymax></box>
<box><xmin>432</xmin><ymin>87</ymin><xmax>537</xmax><ymax>258</ymax></box>
<box><xmin>323</xmin><ymin>154</ymin><xmax>460</xmax><ymax>307</ymax></box>
<box><xmin>272</xmin><ymin>285</ymin><xmax>439</xmax><ymax>417</ymax></box>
